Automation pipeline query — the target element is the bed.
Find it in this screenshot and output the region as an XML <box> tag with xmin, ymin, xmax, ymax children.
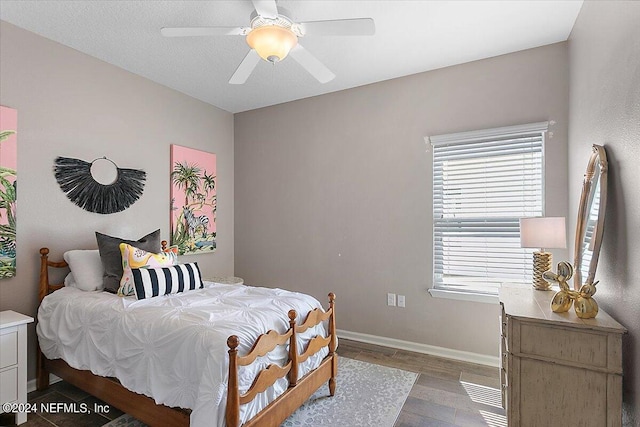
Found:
<box><xmin>36</xmin><ymin>247</ymin><xmax>337</xmax><ymax>427</ymax></box>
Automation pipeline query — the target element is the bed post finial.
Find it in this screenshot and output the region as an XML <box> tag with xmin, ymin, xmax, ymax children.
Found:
<box><xmin>226</xmin><ymin>335</ymin><xmax>240</xmax><ymax>427</ymax></box>
<box><xmin>288</xmin><ymin>310</ymin><xmax>299</xmax><ymax>387</ymax></box>
<box><xmin>161</xmin><ymin>240</ymin><xmax>167</xmax><ymax>251</ymax></box>
<box><xmin>227</xmin><ymin>335</ymin><xmax>239</xmax><ymax>350</ymax></box>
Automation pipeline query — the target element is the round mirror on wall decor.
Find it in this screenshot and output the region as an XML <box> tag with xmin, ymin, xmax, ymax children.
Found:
<box><xmin>573</xmin><ymin>144</ymin><xmax>608</xmax><ymax>290</ymax></box>
<box><xmin>53</xmin><ymin>156</ymin><xmax>146</xmax><ymax>214</ymax></box>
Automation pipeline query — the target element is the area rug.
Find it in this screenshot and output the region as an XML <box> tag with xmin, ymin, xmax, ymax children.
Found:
<box><xmin>102</xmin><ymin>357</ymin><xmax>417</xmax><ymax>427</ymax></box>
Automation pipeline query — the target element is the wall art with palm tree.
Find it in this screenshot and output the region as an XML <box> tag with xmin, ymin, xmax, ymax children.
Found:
<box><xmin>0</xmin><ymin>106</ymin><xmax>17</xmax><ymax>279</ymax></box>
<box><xmin>170</xmin><ymin>144</ymin><xmax>216</xmax><ymax>255</ymax></box>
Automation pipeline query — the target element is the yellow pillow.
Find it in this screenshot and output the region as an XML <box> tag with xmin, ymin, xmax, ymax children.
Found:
<box><xmin>118</xmin><ymin>243</ymin><xmax>177</xmax><ymax>296</ymax></box>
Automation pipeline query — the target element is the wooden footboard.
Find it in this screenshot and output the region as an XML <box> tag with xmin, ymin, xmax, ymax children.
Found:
<box><xmin>37</xmin><ymin>247</ymin><xmax>337</xmax><ymax>427</ymax></box>
<box><xmin>226</xmin><ymin>294</ymin><xmax>337</xmax><ymax>427</ymax></box>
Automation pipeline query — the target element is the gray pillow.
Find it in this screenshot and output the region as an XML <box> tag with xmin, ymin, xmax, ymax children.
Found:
<box><xmin>95</xmin><ymin>229</ymin><xmax>161</xmax><ymax>293</ymax></box>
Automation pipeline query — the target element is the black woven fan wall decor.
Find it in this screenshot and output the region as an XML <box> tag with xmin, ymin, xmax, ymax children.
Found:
<box><xmin>53</xmin><ymin>156</ymin><xmax>146</xmax><ymax>214</ymax></box>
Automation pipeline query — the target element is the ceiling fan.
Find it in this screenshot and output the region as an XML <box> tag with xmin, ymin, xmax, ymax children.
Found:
<box><xmin>161</xmin><ymin>0</ymin><xmax>375</xmax><ymax>84</ymax></box>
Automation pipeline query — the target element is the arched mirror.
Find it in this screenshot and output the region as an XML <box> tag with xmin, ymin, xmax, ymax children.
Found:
<box><xmin>574</xmin><ymin>145</ymin><xmax>608</xmax><ymax>289</ymax></box>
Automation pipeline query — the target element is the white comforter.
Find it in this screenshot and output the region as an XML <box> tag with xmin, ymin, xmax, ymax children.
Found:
<box><xmin>37</xmin><ymin>282</ymin><xmax>329</xmax><ymax>427</ymax></box>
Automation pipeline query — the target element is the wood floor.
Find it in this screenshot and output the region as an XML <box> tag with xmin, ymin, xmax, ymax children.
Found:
<box><xmin>339</xmin><ymin>339</ymin><xmax>506</xmax><ymax>427</ymax></box>
<box><xmin>1</xmin><ymin>339</ymin><xmax>504</xmax><ymax>427</ymax></box>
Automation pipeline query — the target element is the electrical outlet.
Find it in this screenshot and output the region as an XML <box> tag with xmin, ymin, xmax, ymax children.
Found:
<box><xmin>387</xmin><ymin>293</ymin><xmax>396</xmax><ymax>306</ymax></box>
<box><xmin>397</xmin><ymin>295</ymin><xmax>406</xmax><ymax>308</ymax></box>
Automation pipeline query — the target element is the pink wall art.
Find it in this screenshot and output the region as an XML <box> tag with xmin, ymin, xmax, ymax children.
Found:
<box><xmin>170</xmin><ymin>144</ymin><xmax>216</xmax><ymax>255</ymax></box>
<box><xmin>0</xmin><ymin>106</ymin><xmax>17</xmax><ymax>278</ymax></box>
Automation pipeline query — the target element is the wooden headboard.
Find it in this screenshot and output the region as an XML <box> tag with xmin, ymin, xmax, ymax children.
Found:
<box><xmin>38</xmin><ymin>240</ymin><xmax>168</xmax><ymax>304</ymax></box>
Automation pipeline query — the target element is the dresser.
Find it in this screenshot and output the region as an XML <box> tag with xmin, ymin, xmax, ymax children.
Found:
<box><xmin>0</xmin><ymin>310</ymin><xmax>34</xmax><ymax>425</ymax></box>
<box><xmin>499</xmin><ymin>285</ymin><xmax>627</xmax><ymax>427</ymax></box>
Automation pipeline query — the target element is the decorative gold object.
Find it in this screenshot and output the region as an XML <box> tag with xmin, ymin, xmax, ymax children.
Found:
<box><xmin>573</xmin><ymin>145</ymin><xmax>607</xmax><ymax>290</ymax></box>
<box><xmin>531</xmin><ymin>251</ymin><xmax>552</xmax><ymax>290</ymax></box>
<box><xmin>574</xmin><ymin>281</ymin><xmax>599</xmax><ymax>319</ymax></box>
<box><xmin>520</xmin><ymin>217</ymin><xmax>567</xmax><ymax>291</ymax></box>
<box><xmin>550</xmin><ymin>287</ymin><xmax>576</xmax><ymax>313</ymax></box>
<box><xmin>543</xmin><ymin>262</ymin><xmax>576</xmax><ymax>312</ymax></box>
<box><xmin>543</xmin><ymin>261</ymin><xmax>599</xmax><ymax>318</ymax></box>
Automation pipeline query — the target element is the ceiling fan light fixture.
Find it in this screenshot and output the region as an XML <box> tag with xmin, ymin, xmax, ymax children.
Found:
<box><xmin>246</xmin><ymin>25</ymin><xmax>298</xmax><ymax>63</ymax></box>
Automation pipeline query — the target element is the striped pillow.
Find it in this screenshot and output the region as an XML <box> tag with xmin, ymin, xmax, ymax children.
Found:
<box><xmin>118</xmin><ymin>243</ymin><xmax>178</xmax><ymax>297</ymax></box>
<box><xmin>132</xmin><ymin>262</ymin><xmax>203</xmax><ymax>300</ymax></box>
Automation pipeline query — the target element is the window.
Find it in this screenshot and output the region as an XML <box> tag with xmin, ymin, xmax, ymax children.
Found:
<box><xmin>429</xmin><ymin>122</ymin><xmax>548</xmax><ymax>300</ymax></box>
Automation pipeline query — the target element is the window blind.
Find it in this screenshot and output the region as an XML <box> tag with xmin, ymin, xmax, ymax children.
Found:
<box><xmin>430</xmin><ymin>122</ymin><xmax>547</xmax><ymax>296</ymax></box>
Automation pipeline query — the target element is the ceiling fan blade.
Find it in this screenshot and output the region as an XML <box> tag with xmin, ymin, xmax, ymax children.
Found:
<box><xmin>229</xmin><ymin>50</ymin><xmax>261</xmax><ymax>84</ymax></box>
<box><xmin>298</xmin><ymin>18</ymin><xmax>375</xmax><ymax>36</ymax></box>
<box><xmin>161</xmin><ymin>27</ymin><xmax>247</xmax><ymax>37</ymax></box>
<box><xmin>252</xmin><ymin>0</ymin><xmax>278</xmax><ymax>19</ymax></box>
<box><xmin>289</xmin><ymin>45</ymin><xmax>335</xmax><ymax>84</ymax></box>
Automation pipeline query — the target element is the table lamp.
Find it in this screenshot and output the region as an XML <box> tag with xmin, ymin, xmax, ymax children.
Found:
<box><xmin>520</xmin><ymin>217</ymin><xmax>567</xmax><ymax>291</ymax></box>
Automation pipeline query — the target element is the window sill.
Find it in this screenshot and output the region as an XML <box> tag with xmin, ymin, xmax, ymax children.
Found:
<box><xmin>428</xmin><ymin>289</ymin><xmax>499</xmax><ymax>304</ymax></box>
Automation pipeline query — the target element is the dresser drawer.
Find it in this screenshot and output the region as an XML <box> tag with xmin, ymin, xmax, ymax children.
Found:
<box><xmin>0</xmin><ymin>330</ymin><xmax>18</xmax><ymax>369</ymax></box>
<box><xmin>518</xmin><ymin>322</ymin><xmax>608</xmax><ymax>368</ymax></box>
<box><xmin>0</xmin><ymin>367</ymin><xmax>18</xmax><ymax>405</ymax></box>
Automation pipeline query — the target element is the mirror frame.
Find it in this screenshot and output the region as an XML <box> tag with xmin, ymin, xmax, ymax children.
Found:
<box><xmin>573</xmin><ymin>144</ymin><xmax>608</xmax><ymax>290</ymax></box>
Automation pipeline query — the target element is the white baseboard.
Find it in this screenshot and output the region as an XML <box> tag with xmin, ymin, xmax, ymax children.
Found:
<box><xmin>27</xmin><ymin>374</ymin><xmax>62</xmax><ymax>393</ymax></box>
<box><xmin>337</xmin><ymin>329</ymin><xmax>499</xmax><ymax>367</ymax></box>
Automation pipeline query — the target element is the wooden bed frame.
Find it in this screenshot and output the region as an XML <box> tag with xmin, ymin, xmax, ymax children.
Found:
<box><xmin>37</xmin><ymin>247</ymin><xmax>338</xmax><ymax>427</ymax></box>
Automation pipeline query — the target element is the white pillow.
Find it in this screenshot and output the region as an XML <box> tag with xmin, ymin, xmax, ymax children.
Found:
<box><xmin>63</xmin><ymin>272</ymin><xmax>75</xmax><ymax>287</ymax></box>
<box><xmin>63</xmin><ymin>250</ymin><xmax>104</xmax><ymax>291</ymax></box>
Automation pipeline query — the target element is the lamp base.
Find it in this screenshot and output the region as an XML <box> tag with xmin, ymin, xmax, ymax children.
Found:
<box><xmin>532</xmin><ymin>251</ymin><xmax>552</xmax><ymax>291</ymax></box>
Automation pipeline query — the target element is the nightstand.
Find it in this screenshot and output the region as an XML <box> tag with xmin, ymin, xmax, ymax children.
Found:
<box><xmin>207</xmin><ymin>276</ymin><xmax>244</xmax><ymax>285</ymax></box>
<box><xmin>0</xmin><ymin>311</ymin><xmax>34</xmax><ymax>425</ymax></box>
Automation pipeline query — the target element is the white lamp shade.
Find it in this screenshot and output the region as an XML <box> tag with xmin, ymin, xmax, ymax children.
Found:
<box><xmin>246</xmin><ymin>26</ymin><xmax>298</xmax><ymax>62</ymax></box>
<box><xmin>520</xmin><ymin>217</ymin><xmax>567</xmax><ymax>249</ymax></box>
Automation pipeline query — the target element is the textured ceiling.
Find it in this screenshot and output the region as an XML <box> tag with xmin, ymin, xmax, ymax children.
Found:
<box><xmin>0</xmin><ymin>1</ymin><xmax>583</xmax><ymax>113</ymax></box>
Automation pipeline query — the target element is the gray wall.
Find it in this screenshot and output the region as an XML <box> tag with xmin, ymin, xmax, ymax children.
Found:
<box><xmin>568</xmin><ymin>2</ymin><xmax>640</xmax><ymax>424</ymax></box>
<box><xmin>0</xmin><ymin>21</ymin><xmax>235</xmax><ymax>378</ymax></box>
<box><xmin>235</xmin><ymin>43</ymin><xmax>570</xmax><ymax>357</ymax></box>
